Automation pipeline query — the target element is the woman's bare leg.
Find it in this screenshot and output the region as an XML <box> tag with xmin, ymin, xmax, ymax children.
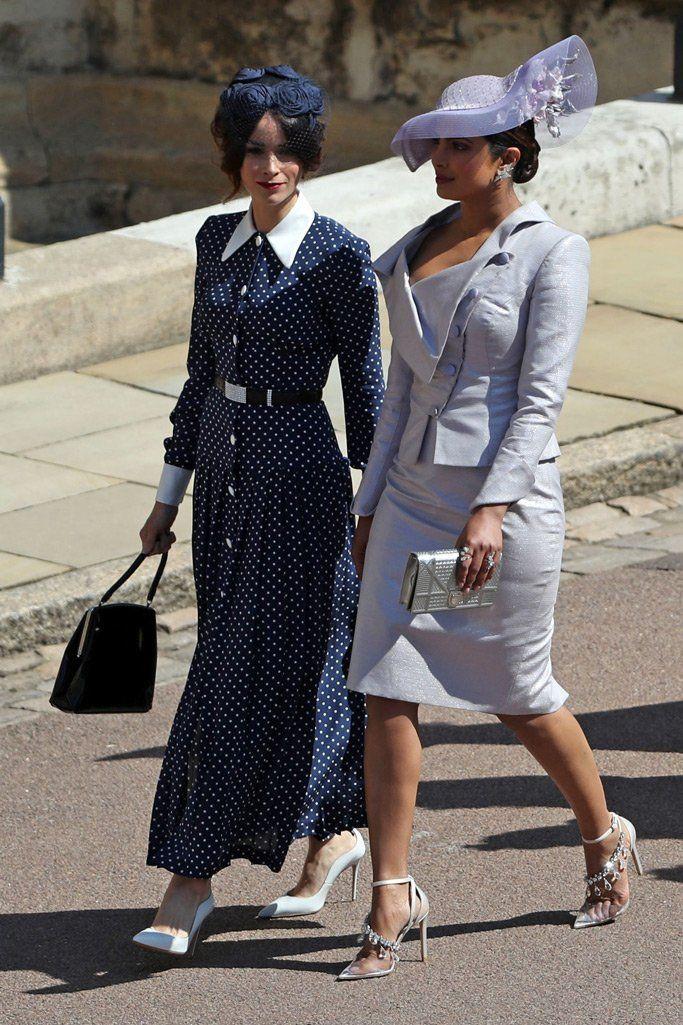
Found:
<box><xmin>498</xmin><ymin>704</ymin><xmax>631</xmax><ymax>923</ymax></box>
<box><xmin>345</xmin><ymin>694</ymin><xmax>424</xmax><ymax>975</ymax></box>
<box><xmin>151</xmin><ymin>873</ymin><xmax>212</xmax><ymax>937</ymax></box>
<box><xmin>287</xmin><ymin>831</ymin><xmax>359</xmax><ymax>897</ymax></box>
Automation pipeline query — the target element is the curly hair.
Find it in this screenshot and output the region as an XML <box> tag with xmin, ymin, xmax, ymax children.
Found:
<box><xmin>210</xmin><ymin>69</ymin><xmax>326</xmax><ymax>199</ymax></box>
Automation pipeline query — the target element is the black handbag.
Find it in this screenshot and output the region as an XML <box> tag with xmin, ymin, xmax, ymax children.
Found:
<box><xmin>49</xmin><ymin>550</ymin><xmax>168</xmax><ymax>714</ymax></box>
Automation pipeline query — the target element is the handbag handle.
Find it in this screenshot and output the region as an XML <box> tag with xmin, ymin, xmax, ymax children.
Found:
<box><xmin>99</xmin><ymin>550</ymin><xmax>168</xmax><ymax>607</ymax></box>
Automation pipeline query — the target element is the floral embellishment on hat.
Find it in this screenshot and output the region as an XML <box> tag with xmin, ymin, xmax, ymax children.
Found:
<box><xmin>498</xmin><ymin>52</ymin><xmax>582</xmax><ymax>139</ymax></box>
<box><xmin>219</xmin><ymin>65</ymin><xmax>325</xmax><ymax>138</ymax></box>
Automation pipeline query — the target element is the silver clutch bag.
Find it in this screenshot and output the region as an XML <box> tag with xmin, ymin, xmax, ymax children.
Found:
<box><xmin>399</xmin><ymin>546</ymin><xmax>501</xmax><ymax>614</ymax></box>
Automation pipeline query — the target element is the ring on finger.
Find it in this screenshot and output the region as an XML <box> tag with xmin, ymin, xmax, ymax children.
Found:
<box><xmin>485</xmin><ymin>553</ymin><xmax>496</xmax><ymax>570</ymax></box>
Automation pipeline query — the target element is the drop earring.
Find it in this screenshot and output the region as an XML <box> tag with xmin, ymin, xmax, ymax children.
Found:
<box><xmin>494</xmin><ymin>162</ymin><xmax>515</xmax><ymax>182</ymax></box>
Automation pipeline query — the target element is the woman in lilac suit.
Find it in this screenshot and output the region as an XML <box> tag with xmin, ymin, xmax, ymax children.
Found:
<box><xmin>338</xmin><ymin>37</ymin><xmax>644</xmax><ymax>982</ymax></box>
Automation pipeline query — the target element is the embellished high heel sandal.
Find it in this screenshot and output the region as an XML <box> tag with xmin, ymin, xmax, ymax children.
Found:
<box><xmin>337</xmin><ymin>875</ymin><xmax>429</xmax><ymax>981</ymax></box>
<box><xmin>573</xmin><ymin>811</ymin><xmax>643</xmax><ymax>929</ymax></box>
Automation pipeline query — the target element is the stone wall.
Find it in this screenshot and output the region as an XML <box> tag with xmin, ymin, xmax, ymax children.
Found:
<box><xmin>2</xmin><ymin>1</ymin><xmax>676</xmax><ymax>100</ymax></box>
<box><xmin>0</xmin><ymin>1</ymin><xmax>677</xmax><ymax>241</ymax></box>
<box><xmin>2</xmin><ymin>89</ymin><xmax>682</xmax><ymax>386</ymax></box>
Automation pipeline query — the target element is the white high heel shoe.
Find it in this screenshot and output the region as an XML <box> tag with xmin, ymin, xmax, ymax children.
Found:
<box><xmin>132</xmin><ymin>891</ymin><xmax>215</xmax><ymax>956</ymax></box>
<box><xmin>573</xmin><ymin>811</ymin><xmax>644</xmax><ymax>929</ymax></box>
<box><xmin>256</xmin><ymin>828</ymin><xmax>365</xmax><ymax>919</ymax></box>
<box><xmin>337</xmin><ymin>875</ymin><xmax>429</xmax><ymax>981</ymax></box>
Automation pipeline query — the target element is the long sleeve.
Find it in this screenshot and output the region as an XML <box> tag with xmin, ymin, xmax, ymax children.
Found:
<box><xmin>155</xmin><ymin>217</ymin><xmax>216</xmax><ymax>506</ymax></box>
<box><xmin>469</xmin><ymin>232</ymin><xmax>591</xmax><ymax>512</ymax></box>
<box><xmin>349</xmin><ymin>339</ymin><xmax>413</xmax><ymax>516</ymax></box>
<box><xmin>328</xmin><ymin>240</ymin><xmax>385</xmax><ymax>470</ymax></box>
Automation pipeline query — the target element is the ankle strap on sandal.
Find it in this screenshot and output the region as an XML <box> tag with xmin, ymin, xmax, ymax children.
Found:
<box><xmin>581</xmin><ymin>812</ymin><xmax>619</xmax><ymax>845</ymax></box>
<box><xmin>372</xmin><ymin>876</ymin><xmax>413</xmax><ymax>887</ymax></box>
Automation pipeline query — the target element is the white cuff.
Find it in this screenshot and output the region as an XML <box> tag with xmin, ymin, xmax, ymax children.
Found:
<box><xmin>156</xmin><ymin>463</ymin><xmax>193</xmax><ymax>506</ymax></box>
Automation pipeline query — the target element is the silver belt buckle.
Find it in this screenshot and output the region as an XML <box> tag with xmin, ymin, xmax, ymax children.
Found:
<box><xmin>225</xmin><ymin>381</ymin><xmax>247</xmax><ymax>403</ymax></box>
<box><xmin>266</xmin><ymin>389</ymin><xmax>273</xmax><ymax>407</ymax></box>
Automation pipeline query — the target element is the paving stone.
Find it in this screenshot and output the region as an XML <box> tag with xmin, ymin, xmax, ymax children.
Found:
<box><xmin>564</xmin><ymin>502</ymin><xmax>626</xmax><ymax>528</ymax></box>
<box><xmin>571</xmin><ymin>305</ymin><xmax>683</xmax><ymax>411</ymax></box>
<box><xmin>0</xmin><ymin>551</ymin><xmax>70</xmax><ymax>589</ymax></box>
<box><xmin>652</xmin><ymin>506</ymin><xmax>683</xmax><ymax>525</ymax></box>
<box><xmin>157</xmin><ymin>606</ymin><xmax>198</xmax><ymax>634</ymax></box>
<box><xmin>564</xmin><ymin>515</ymin><xmax>659</xmax><ymax>543</ymax></box>
<box><xmin>604</xmin><ymin>534</ymin><xmax>683</xmax><ymax>553</ymax></box>
<box><xmin>611</xmin><ymin>515</ymin><xmax>663</xmax><ymax>536</ymax></box>
<box><xmin>655</xmin><ymin>484</ymin><xmax>683</xmax><ymax>508</ymax></box>
<box><xmin>606</xmin><ymin>494</ymin><xmax>669</xmax><ymax>517</ymax></box>
<box><xmin>81</xmin><ymin>342</ymin><xmax>188</xmax><ymax>397</ymax></box>
<box><xmin>0</xmin><ymin>670</ymin><xmax>41</xmax><ymax>694</ymax></box>
<box><xmin>639</xmin><ymin>552</ymin><xmax>683</xmax><ymax>571</ymax></box>
<box><xmin>154</xmin><ymin>655</ymin><xmax>190</xmax><ymax>685</ymax></box>
<box><xmin>0</xmin><ymin>651</ymin><xmax>42</xmax><ymax>676</ymax></box>
<box><xmin>35</xmin><ymin>642</ymin><xmax>67</xmax><ymax>661</ymax></box>
<box><xmin>2</xmin><ymin>685</ymin><xmax>48</xmax><ymax>704</ymax></box>
<box><xmin>657</xmin><ymin>416</ymin><xmax>683</xmax><ymax>439</ymax></box>
<box><xmin>24</xmin><ymin>415</ymin><xmax>192</xmax><ymax>494</ymax></box>
<box><xmin>0</xmin><ymin>371</ymin><xmax>175</xmax><ymax>453</ymax></box>
<box><xmin>588</xmin><ymin>224</ymin><xmax>683</xmax><ymax>320</ymax></box>
<box><xmin>556</xmin><ymin>389</ymin><xmax>670</xmax><ymax>444</ymax></box>
<box><xmin>561</xmin><ymin>544</ymin><xmax>664</xmax><ymax>574</ymax></box>
<box><xmin>6</xmin><ymin>693</ymin><xmax>56</xmax><ymax>713</ymax></box>
<box><xmin>157</xmin><ymin>628</ymin><xmax>197</xmax><ymax>651</ymax></box>
<box><xmin>634</xmin><ymin>521</ymin><xmax>683</xmax><ymax>539</ymax></box>
<box><xmin>0</xmin><ymin>482</ymin><xmax>192</xmax><ymax>568</ymax></box>
<box><xmin>565</xmin><ymin>521</ymin><xmax>624</xmax><ymax>543</ymax></box>
<box><xmin>0</xmin><ymin>452</ymin><xmax>117</xmax><ymax>515</ymax></box>
<box><xmin>35</xmin><ymin>659</ymin><xmax>63</xmax><ymax>681</ymax></box>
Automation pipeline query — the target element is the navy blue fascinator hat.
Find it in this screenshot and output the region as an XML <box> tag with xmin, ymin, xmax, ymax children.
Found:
<box><xmin>212</xmin><ymin>64</ymin><xmax>327</xmax><ymax>194</ymax></box>
<box><xmin>219</xmin><ymin>64</ymin><xmax>325</xmax><ymax>142</ymax></box>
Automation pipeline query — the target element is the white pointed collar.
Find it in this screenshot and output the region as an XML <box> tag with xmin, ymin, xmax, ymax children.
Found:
<box><xmin>220</xmin><ymin>190</ymin><xmax>315</xmax><ymax>268</ymax></box>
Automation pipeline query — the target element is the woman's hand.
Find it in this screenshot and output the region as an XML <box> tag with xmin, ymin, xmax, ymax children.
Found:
<box><xmin>139</xmin><ymin>501</ymin><xmax>179</xmax><ymax>556</ymax></box>
<box><xmin>455</xmin><ymin>503</ymin><xmax>507</xmax><ymax>594</ymax></box>
<box><xmin>351</xmin><ymin>514</ymin><xmax>374</xmax><ymax>580</ymax></box>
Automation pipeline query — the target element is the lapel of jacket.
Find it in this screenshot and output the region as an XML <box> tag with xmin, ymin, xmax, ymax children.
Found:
<box><xmin>375</xmin><ymin>200</ymin><xmax>555</xmax><ymax>383</ymax></box>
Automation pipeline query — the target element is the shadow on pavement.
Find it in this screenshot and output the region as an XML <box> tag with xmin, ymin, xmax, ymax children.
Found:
<box><xmin>98</xmin><ymin>702</ymin><xmax>682</xmax><ymax>765</ymax></box>
<box><xmin>3</xmin><ymin>906</ymin><xmax>573</xmax><ymax>994</ymax></box>
<box><xmin>648</xmin><ymin>864</ymin><xmax>683</xmax><ymax>883</ymax></box>
<box><xmin>417</xmin><ymin>774</ymin><xmax>680</xmax><ymax>845</ymax></box>
<box><xmin>97</xmin><ymin>746</ymin><xmax>166</xmax><ymax>761</ymax></box>
<box><xmin>419</xmin><ymin>702</ymin><xmax>683</xmax><ymax>754</ymax></box>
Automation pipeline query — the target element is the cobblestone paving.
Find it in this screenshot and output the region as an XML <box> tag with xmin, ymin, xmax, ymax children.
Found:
<box><xmin>1</xmin><ymin>484</ymin><xmax>681</xmax><ymax>729</ymax></box>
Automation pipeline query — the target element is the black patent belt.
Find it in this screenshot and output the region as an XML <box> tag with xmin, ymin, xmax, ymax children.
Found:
<box><xmin>214</xmin><ymin>374</ymin><xmax>323</xmax><ymax>406</ymax></box>
<box><xmin>539</xmin><ymin>457</ymin><xmax>557</xmax><ymax>463</ymax></box>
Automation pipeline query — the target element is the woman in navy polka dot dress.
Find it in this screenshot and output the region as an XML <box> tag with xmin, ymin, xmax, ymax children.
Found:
<box><xmin>133</xmin><ymin>66</ymin><xmax>385</xmax><ymax>954</ymax></box>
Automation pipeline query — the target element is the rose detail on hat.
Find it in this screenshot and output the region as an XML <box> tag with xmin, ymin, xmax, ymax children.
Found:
<box><xmin>232</xmin><ymin>67</ymin><xmax>265</xmax><ymax>83</ymax></box>
<box><xmin>274</xmin><ymin>81</ymin><xmax>324</xmax><ymax>118</ymax></box>
<box><xmin>220</xmin><ymin>65</ymin><xmax>325</xmax><ymax>132</ymax></box>
<box><xmin>220</xmin><ymin>82</ymin><xmax>270</xmax><ymax>126</ymax></box>
<box><xmin>269</xmin><ymin>64</ymin><xmax>301</xmax><ymax>80</ymax></box>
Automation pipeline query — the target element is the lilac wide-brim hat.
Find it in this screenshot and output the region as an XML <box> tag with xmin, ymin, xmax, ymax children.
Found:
<box><xmin>392</xmin><ymin>35</ymin><xmax>598</xmax><ymax>171</ymax></box>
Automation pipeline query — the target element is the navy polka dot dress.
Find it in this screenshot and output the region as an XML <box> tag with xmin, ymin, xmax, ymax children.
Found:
<box><xmin>146</xmin><ymin>195</ymin><xmax>385</xmax><ymax>877</ymax></box>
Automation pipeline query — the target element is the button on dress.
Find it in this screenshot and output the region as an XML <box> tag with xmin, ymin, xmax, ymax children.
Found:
<box><xmin>146</xmin><ymin>204</ymin><xmax>385</xmax><ymax>877</ymax></box>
